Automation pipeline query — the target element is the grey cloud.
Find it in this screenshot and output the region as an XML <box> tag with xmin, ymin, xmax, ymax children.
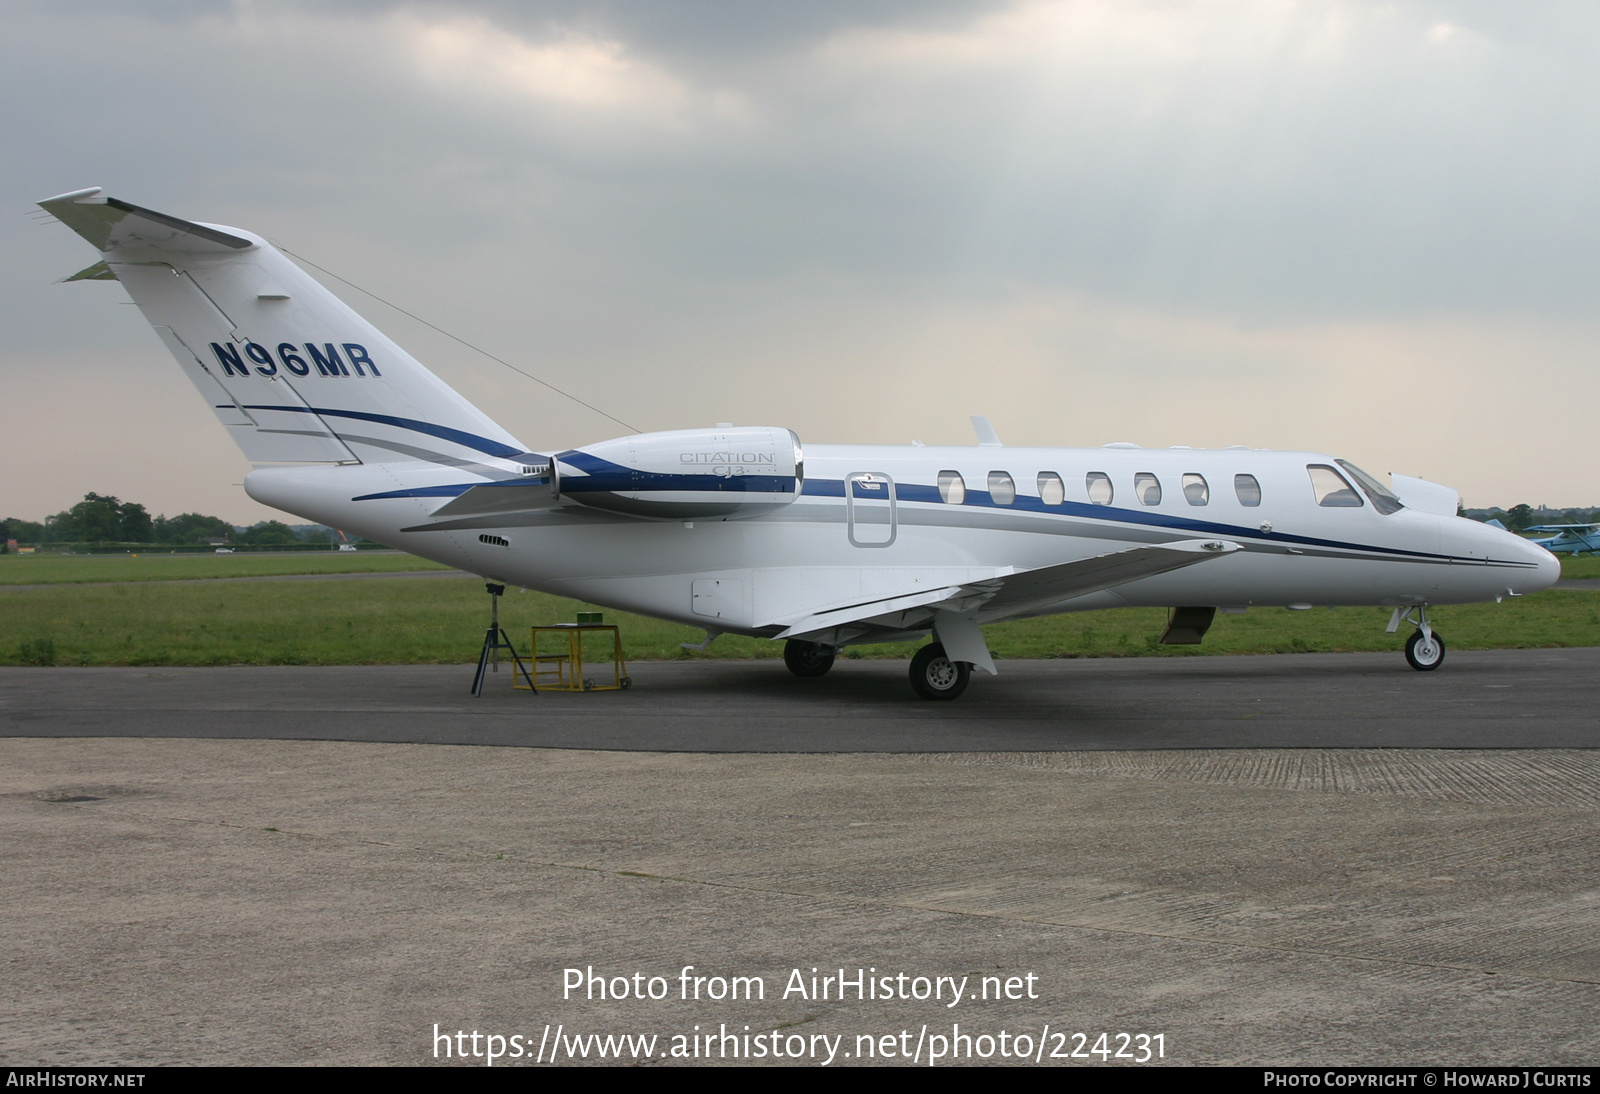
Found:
<box><xmin>10</xmin><ymin>1</ymin><xmax>1600</xmax><ymax>322</ymax></box>
<box><xmin>6</xmin><ymin>1</ymin><xmax>1600</xmax><ymax>515</ymax></box>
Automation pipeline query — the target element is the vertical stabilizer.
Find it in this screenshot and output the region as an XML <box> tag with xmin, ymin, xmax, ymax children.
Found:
<box><xmin>39</xmin><ymin>188</ymin><xmax>530</xmax><ymax>472</ymax></box>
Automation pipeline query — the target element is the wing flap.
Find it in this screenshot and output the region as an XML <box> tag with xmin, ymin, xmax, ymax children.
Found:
<box><xmin>774</xmin><ymin>586</ymin><xmax>977</xmax><ymax>640</ymax></box>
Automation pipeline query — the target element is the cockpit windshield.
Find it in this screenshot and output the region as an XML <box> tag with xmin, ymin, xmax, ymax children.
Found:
<box><xmin>1336</xmin><ymin>460</ymin><xmax>1405</xmax><ymax>515</ymax></box>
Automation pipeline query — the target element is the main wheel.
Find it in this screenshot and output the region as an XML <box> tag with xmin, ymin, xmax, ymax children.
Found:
<box><xmin>784</xmin><ymin>639</ymin><xmax>836</xmax><ymax>678</ymax></box>
<box><xmin>909</xmin><ymin>643</ymin><xmax>971</xmax><ymax>700</ymax></box>
<box><xmin>1404</xmin><ymin>629</ymin><xmax>1446</xmax><ymax>671</ymax></box>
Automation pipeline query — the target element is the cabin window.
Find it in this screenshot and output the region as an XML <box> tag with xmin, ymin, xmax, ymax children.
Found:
<box><xmin>1336</xmin><ymin>460</ymin><xmax>1404</xmax><ymax>515</ymax></box>
<box><xmin>937</xmin><ymin>470</ymin><xmax>966</xmax><ymax>505</ymax></box>
<box><xmin>1037</xmin><ymin>472</ymin><xmax>1065</xmax><ymax>506</ymax></box>
<box><xmin>1308</xmin><ymin>464</ymin><xmax>1363</xmax><ymax>507</ymax></box>
<box><xmin>1183</xmin><ymin>473</ymin><xmax>1210</xmax><ymax>506</ymax></box>
<box><xmin>1134</xmin><ymin>473</ymin><xmax>1162</xmax><ymax>506</ymax></box>
<box><xmin>988</xmin><ymin>471</ymin><xmax>1016</xmax><ymax>505</ymax></box>
<box><xmin>1234</xmin><ymin>473</ymin><xmax>1262</xmax><ymax>507</ymax></box>
<box><xmin>1086</xmin><ymin>472</ymin><xmax>1114</xmax><ymax>505</ymax></box>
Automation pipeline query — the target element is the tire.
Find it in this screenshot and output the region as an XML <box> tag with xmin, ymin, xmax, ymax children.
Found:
<box><xmin>1404</xmin><ymin>629</ymin><xmax>1446</xmax><ymax>671</ymax></box>
<box><xmin>784</xmin><ymin>640</ymin><xmax>836</xmax><ymax>678</ymax></box>
<box><xmin>909</xmin><ymin>643</ymin><xmax>971</xmax><ymax>700</ymax></box>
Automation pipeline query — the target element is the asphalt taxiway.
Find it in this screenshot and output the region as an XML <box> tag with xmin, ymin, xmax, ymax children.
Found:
<box><xmin>3</xmin><ymin>648</ymin><xmax>1597</xmax><ymax>751</ymax></box>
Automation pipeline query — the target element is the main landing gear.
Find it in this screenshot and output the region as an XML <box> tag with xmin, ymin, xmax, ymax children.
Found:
<box><xmin>1389</xmin><ymin>606</ymin><xmax>1446</xmax><ymax>671</ymax></box>
<box><xmin>909</xmin><ymin>643</ymin><xmax>971</xmax><ymax>700</ymax></box>
<box><xmin>786</xmin><ymin>638</ymin><xmax>976</xmax><ymax>699</ymax></box>
<box><xmin>783</xmin><ymin>639</ymin><xmax>836</xmax><ymax>678</ymax></box>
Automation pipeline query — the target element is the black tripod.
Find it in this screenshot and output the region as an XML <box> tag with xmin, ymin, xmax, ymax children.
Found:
<box><xmin>471</xmin><ymin>582</ymin><xmax>537</xmax><ymax>696</ymax></box>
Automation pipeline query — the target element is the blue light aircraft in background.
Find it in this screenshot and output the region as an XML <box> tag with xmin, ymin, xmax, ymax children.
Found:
<box><xmin>1526</xmin><ymin>525</ymin><xmax>1600</xmax><ymax>556</ymax></box>
<box><xmin>1484</xmin><ymin>519</ymin><xmax>1597</xmax><ymax>557</ymax></box>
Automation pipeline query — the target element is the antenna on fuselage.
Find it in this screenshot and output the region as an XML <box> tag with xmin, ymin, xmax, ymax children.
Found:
<box><xmin>971</xmin><ymin>416</ymin><xmax>1003</xmax><ymax>447</ymax></box>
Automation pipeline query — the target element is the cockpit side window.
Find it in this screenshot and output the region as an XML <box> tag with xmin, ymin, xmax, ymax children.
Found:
<box><xmin>988</xmin><ymin>471</ymin><xmax>1016</xmax><ymax>505</ymax></box>
<box><xmin>1308</xmin><ymin>464</ymin><xmax>1363</xmax><ymax>507</ymax></box>
<box><xmin>1234</xmin><ymin>473</ymin><xmax>1262</xmax><ymax>507</ymax></box>
<box><xmin>1134</xmin><ymin>472</ymin><xmax>1162</xmax><ymax>505</ymax></box>
<box><xmin>1182</xmin><ymin>473</ymin><xmax>1209</xmax><ymax>506</ymax></box>
<box><xmin>1086</xmin><ymin>472</ymin><xmax>1113</xmax><ymax>505</ymax></box>
<box><xmin>1335</xmin><ymin>460</ymin><xmax>1405</xmax><ymax>515</ymax></box>
<box><xmin>937</xmin><ymin>470</ymin><xmax>966</xmax><ymax>505</ymax></box>
<box><xmin>1037</xmin><ymin>472</ymin><xmax>1065</xmax><ymax>506</ymax></box>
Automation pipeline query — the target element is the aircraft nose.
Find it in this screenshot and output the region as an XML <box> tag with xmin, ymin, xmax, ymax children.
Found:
<box><xmin>1477</xmin><ymin>519</ymin><xmax>1560</xmax><ymax>595</ymax></box>
<box><xmin>1527</xmin><ymin>541</ymin><xmax>1561</xmax><ymax>592</ymax></box>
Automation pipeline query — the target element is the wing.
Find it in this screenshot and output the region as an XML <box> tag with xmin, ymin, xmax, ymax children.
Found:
<box><xmin>773</xmin><ymin>539</ymin><xmax>1241</xmax><ymax>648</ymax></box>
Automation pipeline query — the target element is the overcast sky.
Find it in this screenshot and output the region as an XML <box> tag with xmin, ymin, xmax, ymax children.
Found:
<box><xmin>4</xmin><ymin>0</ymin><xmax>1598</xmax><ymax>522</ymax></box>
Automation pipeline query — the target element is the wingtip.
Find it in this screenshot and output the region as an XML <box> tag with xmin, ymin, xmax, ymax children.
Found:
<box><xmin>37</xmin><ymin>187</ymin><xmax>104</xmax><ymax>208</ymax></box>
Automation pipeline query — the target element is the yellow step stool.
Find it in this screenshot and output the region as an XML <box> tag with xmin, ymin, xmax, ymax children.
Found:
<box><xmin>519</xmin><ymin>622</ymin><xmax>631</xmax><ymax>692</ymax></box>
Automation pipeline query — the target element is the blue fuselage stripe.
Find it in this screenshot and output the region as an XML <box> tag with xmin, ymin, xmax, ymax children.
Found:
<box><xmin>239</xmin><ymin>404</ymin><xmax>523</xmax><ymax>459</ymax></box>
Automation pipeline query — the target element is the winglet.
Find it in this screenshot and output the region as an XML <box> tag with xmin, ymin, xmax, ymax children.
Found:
<box><xmin>971</xmin><ymin>415</ymin><xmax>1002</xmax><ymax>446</ymax></box>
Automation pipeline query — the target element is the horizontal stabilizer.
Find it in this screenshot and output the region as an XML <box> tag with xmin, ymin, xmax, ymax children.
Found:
<box><xmin>38</xmin><ymin>188</ymin><xmax>252</xmax><ymax>253</ymax></box>
<box><xmin>428</xmin><ymin>480</ymin><xmax>557</xmax><ymax>519</ymax></box>
<box><xmin>65</xmin><ymin>260</ymin><xmax>116</xmax><ymax>282</ymax></box>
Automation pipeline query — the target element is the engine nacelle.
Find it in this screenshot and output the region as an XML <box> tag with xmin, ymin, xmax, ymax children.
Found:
<box><xmin>553</xmin><ymin>426</ymin><xmax>803</xmax><ymax>519</ymax></box>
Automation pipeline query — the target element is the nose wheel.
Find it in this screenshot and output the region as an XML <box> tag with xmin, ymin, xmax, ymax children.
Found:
<box><xmin>1404</xmin><ymin>628</ymin><xmax>1446</xmax><ymax>670</ymax></box>
<box><xmin>1389</xmin><ymin>606</ymin><xmax>1445</xmax><ymax>671</ymax></box>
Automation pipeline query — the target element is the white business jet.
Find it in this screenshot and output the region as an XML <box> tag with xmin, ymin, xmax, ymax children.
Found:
<box><xmin>38</xmin><ymin>189</ymin><xmax>1559</xmax><ymax>699</ymax></box>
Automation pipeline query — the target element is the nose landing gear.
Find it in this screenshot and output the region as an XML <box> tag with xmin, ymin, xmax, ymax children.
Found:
<box><xmin>1389</xmin><ymin>606</ymin><xmax>1446</xmax><ymax>671</ymax></box>
<box><xmin>1404</xmin><ymin>628</ymin><xmax>1446</xmax><ymax>670</ymax></box>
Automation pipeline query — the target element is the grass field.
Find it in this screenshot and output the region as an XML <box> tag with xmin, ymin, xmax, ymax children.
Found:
<box><xmin>3</xmin><ymin>564</ymin><xmax>1596</xmax><ymax>666</ymax></box>
<box><xmin>1560</xmin><ymin>554</ymin><xmax>1600</xmax><ymax>579</ymax></box>
<box><xmin>0</xmin><ymin>552</ymin><xmax>450</xmax><ymax>585</ymax></box>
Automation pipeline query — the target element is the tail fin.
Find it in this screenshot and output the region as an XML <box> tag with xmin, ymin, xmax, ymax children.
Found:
<box><xmin>39</xmin><ymin>188</ymin><xmax>530</xmax><ymax>472</ymax></box>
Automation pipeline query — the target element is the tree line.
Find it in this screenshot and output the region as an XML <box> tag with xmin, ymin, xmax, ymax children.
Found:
<box><xmin>1463</xmin><ymin>504</ymin><xmax>1600</xmax><ymax>531</ymax></box>
<box><xmin>2</xmin><ymin>493</ymin><xmax>339</xmax><ymax>549</ymax></box>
